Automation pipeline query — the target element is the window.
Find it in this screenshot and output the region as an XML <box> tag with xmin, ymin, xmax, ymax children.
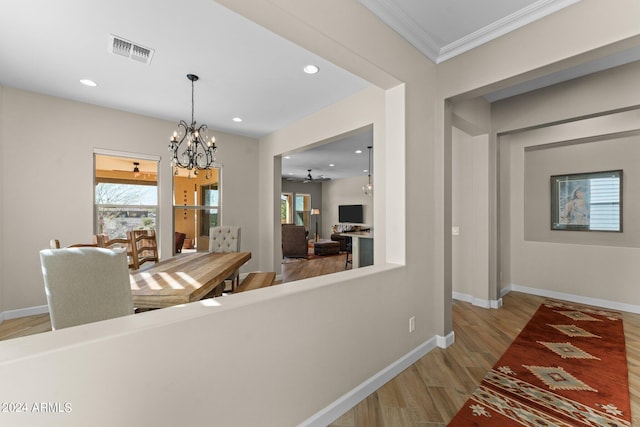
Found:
<box><xmin>94</xmin><ymin>154</ymin><xmax>159</xmax><ymax>239</ymax></box>
<box><xmin>295</xmin><ymin>194</ymin><xmax>311</xmax><ymax>229</ymax></box>
<box><xmin>199</xmin><ymin>183</ymin><xmax>219</xmax><ymax>236</ymax></box>
<box><xmin>551</xmin><ymin>170</ymin><xmax>622</xmax><ymax>232</ymax></box>
<box><xmin>281</xmin><ymin>193</ymin><xmax>293</xmax><ymax>224</ymax></box>
<box><xmin>173</xmin><ymin>168</ymin><xmax>221</xmax><ymax>252</ymax></box>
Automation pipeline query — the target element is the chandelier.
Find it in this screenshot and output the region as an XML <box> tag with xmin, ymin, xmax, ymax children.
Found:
<box><xmin>363</xmin><ymin>146</ymin><xmax>373</xmax><ymax>195</ymax></box>
<box><xmin>168</xmin><ymin>74</ymin><xmax>220</xmax><ymax>176</ymax></box>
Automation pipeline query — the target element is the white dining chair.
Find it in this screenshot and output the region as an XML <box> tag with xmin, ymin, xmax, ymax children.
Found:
<box><xmin>39</xmin><ymin>247</ymin><xmax>134</xmax><ymax>330</ymax></box>
<box><xmin>209</xmin><ymin>226</ymin><xmax>241</xmax><ymax>292</ymax></box>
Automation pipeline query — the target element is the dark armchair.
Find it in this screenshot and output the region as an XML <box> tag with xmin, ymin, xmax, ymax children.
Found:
<box><xmin>282</xmin><ymin>224</ymin><xmax>309</xmax><ymax>258</ymax></box>
<box><xmin>330</xmin><ymin>233</ymin><xmax>348</xmax><ymax>251</ymax></box>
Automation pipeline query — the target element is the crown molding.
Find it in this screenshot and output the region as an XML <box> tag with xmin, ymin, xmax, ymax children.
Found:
<box><xmin>359</xmin><ymin>0</ymin><xmax>441</xmax><ymax>62</ymax></box>
<box><xmin>360</xmin><ymin>0</ymin><xmax>580</xmax><ymax>64</ymax></box>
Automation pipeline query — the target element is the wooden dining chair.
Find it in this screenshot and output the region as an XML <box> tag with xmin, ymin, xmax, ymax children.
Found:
<box><xmin>95</xmin><ymin>234</ymin><xmax>136</xmax><ymax>269</ymax></box>
<box><xmin>49</xmin><ymin>239</ymin><xmax>99</xmax><ymax>249</ymax></box>
<box><xmin>39</xmin><ymin>247</ymin><xmax>134</xmax><ymax>330</ymax></box>
<box><xmin>127</xmin><ymin>229</ymin><xmax>159</xmax><ymax>270</ymax></box>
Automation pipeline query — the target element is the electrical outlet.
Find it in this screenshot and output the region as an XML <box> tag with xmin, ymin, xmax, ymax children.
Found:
<box><xmin>409</xmin><ymin>316</ymin><xmax>415</xmax><ymax>333</ymax></box>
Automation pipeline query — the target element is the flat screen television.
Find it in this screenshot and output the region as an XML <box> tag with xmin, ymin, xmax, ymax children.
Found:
<box><xmin>339</xmin><ymin>204</ymin><xmax>363</xmax><ymax>223</ymax></box>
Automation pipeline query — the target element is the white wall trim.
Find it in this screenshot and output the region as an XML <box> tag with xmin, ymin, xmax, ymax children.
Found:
<box><xmin>359</xmin><ymin>0</ymin><xmax>579</xmax><ymax>64</ymax></box>
<box><xmin>298</xmin><ymin>335</ymin><xmax>441</xmax><ymax>427</ymax></box>
<box><xmin>452</xmin><ymin>291</ymin><xmax>502</xmax><ymax>309</ymax></box>
<box><xmin>1</xmin><ymin>304</ymin><xmax>49</xmax><ymax>321</ymax></box>
<box><xmin>504</xmin><ymin>284</ymin><xmax>640</xmax><ymax>314</ymax></box>
<box><xmin>437</xmin><ymin>331</ymin><xmax>455</xmax><ymax>348</ymax></box>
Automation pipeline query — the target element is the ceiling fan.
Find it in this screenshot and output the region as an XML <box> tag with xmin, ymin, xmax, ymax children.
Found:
<box><xmin>107</xmin><ymin>161</ymin><xmax>157</xmax><ymax>179</ymax></box>
<box><xmin>287</xmin><ymin>169</ymin><xmax>331</xmax><ymax>183</ymax></box>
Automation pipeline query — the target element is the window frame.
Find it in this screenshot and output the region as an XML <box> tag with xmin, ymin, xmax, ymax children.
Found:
<box><xmin>550</xmin><ymin>169</ymin><xmax>623</xmax><ymax>232</ymax></box>
<box><xmin>93</xmin><ymin>150</ymin><xmax>160</xmax><ymax>239</ymax></box>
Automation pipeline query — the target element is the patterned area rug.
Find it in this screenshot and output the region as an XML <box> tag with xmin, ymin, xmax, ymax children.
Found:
<box><xmin>448</xmin><ymin>300</ymin><xmax>631</xmax><ymax>426</ymax></box>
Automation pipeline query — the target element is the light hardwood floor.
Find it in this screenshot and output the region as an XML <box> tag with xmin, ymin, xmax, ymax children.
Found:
<box><xmin>330</xmin><ymin>292</ymin><xmax>640</xmax><ymax>427</ymax></box>
<box><xmin>2</xmin><ymin>255</ymin><xmax>638</xmax><ymax>427</ymax></box>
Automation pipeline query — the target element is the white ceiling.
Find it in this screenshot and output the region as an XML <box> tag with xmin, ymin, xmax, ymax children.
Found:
<box><xmin>1</xmin><ymin>0</ymin><xmax>634</xmax><ymax>182</ymax></box>
<box><xmin>0</xmin><ymin>0</ymin><xmax>369</xmax><ymax>140</ymax></box>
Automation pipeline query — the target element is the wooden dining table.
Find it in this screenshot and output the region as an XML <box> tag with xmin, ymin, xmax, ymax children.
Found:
<box><xmin>129</xmin><ymin>251</ymin><xmax>251</xmax><ymax>309</ymax></box>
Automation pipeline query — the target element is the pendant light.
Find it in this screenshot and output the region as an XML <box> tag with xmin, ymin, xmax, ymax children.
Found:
<box><xmin>168</xmin><ymin>74</ymin><xmax>221</xmax><ymax>177</ymax></box>
<box><xmin>363</xmin><ymin>146</ymin><xmax>373</xmax><ymax>195</ymax></box>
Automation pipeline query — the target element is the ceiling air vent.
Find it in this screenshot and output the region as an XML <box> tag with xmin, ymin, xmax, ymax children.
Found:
<box><xmin>109</xmin><ymin>35</ymin><xmax>154</xmax><ymax>65</ymax></box>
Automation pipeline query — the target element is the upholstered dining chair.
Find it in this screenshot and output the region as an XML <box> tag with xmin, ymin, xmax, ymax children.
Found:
<box><xmin>209</xmin><ymin>226</ymin><xmax>241</xmax><ymax>292</ymax></box>
<box><xmin>39</xmin><ymin>247</ymin><xmax>134</xmax><ymax>330</ymax></box>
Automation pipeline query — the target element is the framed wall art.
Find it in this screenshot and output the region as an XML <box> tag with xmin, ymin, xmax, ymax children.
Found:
<box><xmin>550</xmin><ymin>170</ymin><xmax>622</xmax><ymax>232</ymax></box>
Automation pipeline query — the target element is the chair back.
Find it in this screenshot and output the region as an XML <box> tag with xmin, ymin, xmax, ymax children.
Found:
<box><xmin>49</xmin><ymin>239</ymin><xmax>99</xmax><ymax>249</ymax></box>
<box><xmin>175</xmin><ymin>232</ymin><xmax>186</xmax><ymax>253</ymax></box>
<box><xmin>127</xmin><ymin>229</ymin><xmax>159</xmax><ymax>270</ymax></box>
<box><xmin>282</xmin><ymin>224</ymin><xmax>308</xmax><ymax>258</ymax></box>
<box><xmin>95</xmin><ymin>234</ymin><xmax>136</xmax><ymax>269</ymax></box>
<box><xmin>209</xmin><ymin>226</ymin><xmax>241</xmax><ymax>253</ymax></box>
<box><xmin>39</xmin><ymin>247</ymin><xmax>134</xmax><ymax>330</ymax></box>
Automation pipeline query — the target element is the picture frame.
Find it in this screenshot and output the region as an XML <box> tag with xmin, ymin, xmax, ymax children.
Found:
<box><xmin>550</xmin><ymin>170</ymin><xmax>622</xmax><ymax>232</ymax></box>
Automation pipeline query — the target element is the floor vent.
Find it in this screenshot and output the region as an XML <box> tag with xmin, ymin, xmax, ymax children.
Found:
<box><xmin>109</xmin><ymin>35</ymin><xmax>154</xmax><ymax>65</ymax></box>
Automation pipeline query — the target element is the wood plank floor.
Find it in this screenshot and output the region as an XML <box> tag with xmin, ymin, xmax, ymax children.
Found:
<box><xmin>280</xmin><ymin>250</ymin><xmax>350</xmax><ymax>283</ymax></box>
<box><xmin>330</xmin><ymin>292</ymin><xmax>640</xmax><ymax>426</ymax></box>
<box><xmin>2</xmin><ymin>256</ymin><xmax>638</xmax><ymax>426</ymax></box>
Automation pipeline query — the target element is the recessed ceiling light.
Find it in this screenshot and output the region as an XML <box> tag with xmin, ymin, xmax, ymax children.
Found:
<box><xmin>232</xmin><ymin>117</ymin><xmax>243</xmax><ymax>122</ymax></box>
<box><xmin>329</xmin><ymin>164</ymin><xmax>335</xmax><ymax>167</ymax></box>
<box><xmin>355</xmin><ymin>150</ymin><xmax>363</xmax><ymax>154</ymax></box>
<box><xmin>80</xmin><ymin>79</ymin><xmax>97</xmax><ymax>87</ymax></box>
<box><xmin>303</xmin><ymin>65</ymin><xmax>319</xmax><ymax>74</ymax></box>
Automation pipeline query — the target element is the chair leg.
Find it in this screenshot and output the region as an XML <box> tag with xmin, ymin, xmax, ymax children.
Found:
<box><xmin>345</xmin><ymin>237</ymin><xmax>352</xmax><ymax>269</ymax></box>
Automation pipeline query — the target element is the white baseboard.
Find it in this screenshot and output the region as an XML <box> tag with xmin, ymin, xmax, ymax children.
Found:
<box><xmin>1</xmin><ymin>305</ymin><xmax>49</xmax><ymax>323</ymax></box>
<box><xmin>452</xmin><ymin>291</ymin><xmax>502</xmax><ymax>309</ymax></box>
<box><xmin>299</xmin><ymin>334</ymin><xmax>447</xmax><ymax>427</ymax></box>
<box><xmin>504</xmin><ymin>284</ymin><xmax>640</xmax><ymax>314</ymax></box>
<box><xmin>437</xmin><ymin>331</ymin><xmax>455</xmax><ymax>348</ymax></box>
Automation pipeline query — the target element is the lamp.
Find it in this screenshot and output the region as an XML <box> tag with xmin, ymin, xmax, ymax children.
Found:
<box><xmin>168</xmin><ymin>74</ymin><xmax>221</xmax><ymax>177</ymax></box>
<box><xmin>363</xmin><ymin>146</ymin><xmax>373</xmax><ymax>195</ymax></box>
<box><xmin>310</xmin><ymin>208</ymin><xmax>321</xmax><ymax>242</ymax></box>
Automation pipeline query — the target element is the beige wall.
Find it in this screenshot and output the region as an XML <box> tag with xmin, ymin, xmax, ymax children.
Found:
<box><xmin>451</xmin><ymin>97</ymin><xmax>493</xmax><ymax>305</ymax></box>
<box><xmin>452</xmin><ymin>127</ymin><xmax>490</xmax><ymax>303</ymax></box>
<box><xmin>524</xmin><ymin>133</ymin><xmax>640</xmax><ymax>246</ymax></box>
<box><xmin>440</xmin><ymin>1</ymin><xmax>640</xmax><ymax>308</ymax></box>
<box><xmin>495</xmin><ymin>61</ymin><xmax>640</xmax><ymax>307</ymax></box>
<box><xmin>0</xmin><ymin>87</ymin><xmax>259</xmax><ymax>313</ymax></box>
<box><xmin>322</xmin><ymin>175</ymin><xmax>374</xmax><ymax>236</ymax></box>
<box><xmin>0</xmin><ymin>1</ymin><xmax>640</xmax><ymax>426</ymax></box>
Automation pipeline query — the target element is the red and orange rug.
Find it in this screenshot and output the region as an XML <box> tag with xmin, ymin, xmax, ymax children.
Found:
<box><xmin>448</xmin><ymin>300</ymin><xmax>631</xmax><ymax>426</ymax></box>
